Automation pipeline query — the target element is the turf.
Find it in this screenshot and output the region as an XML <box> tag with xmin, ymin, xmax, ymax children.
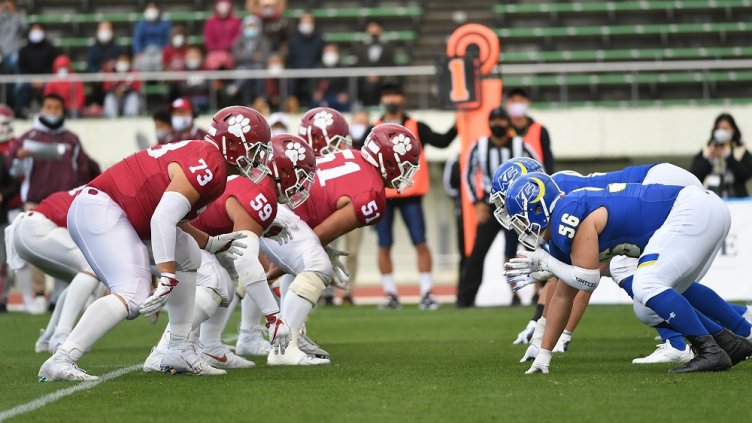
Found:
<box><xmin>0</xmin><ymin>305</ymin><xmax>748</xmax><ymax>422</ymax></box>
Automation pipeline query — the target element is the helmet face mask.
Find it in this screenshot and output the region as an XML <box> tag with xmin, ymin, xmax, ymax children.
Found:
<box><xmin>390</xmin><ymin>157</ymin><xmax>419</xmax><ymax>193</ymax></box>
<box><xmin>279</xmin><ymin>167</ymin><xmax>315</xmax><ymax>209</ymax></box>
<box><xmin>490</xmin><ymin>191</ymin><xmax>513</xmax><ymax>229</ymax></box>
<box><xmin>361</xmin><ymin>123</ymin><xmax>421</xmax><ymax>193</ymax></box>
<box><xmin>236</xmin><ymin>141</ymin><xmax>271</xmax><ymax>183</ymax></box>
<box><xmin>504</xmin><ymin>172</ymin><xmax>561</xmax><ymax>250</ymax></box>
<box><xmin>207</xmin><ymin>105</ymin><xmax>271</xmax><ymax>181</ymax></box>
<box><xmin>491</xmin><ymin>158</ymin><xmax>544</xmax><ymax>229</ymax></box>
<box><xmin>319</xmin><ymin>133</ymin><xmax>352</xmax><ymax>156</ymax></box>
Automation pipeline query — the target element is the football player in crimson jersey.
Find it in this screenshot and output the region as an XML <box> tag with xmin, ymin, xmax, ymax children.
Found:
<box><xmin>6</xmin><ymin>186</ymin><xmax>103</xmax><ymax>354</ymax></box>
<box><xmin>39</xmin><ymin>106</ymin><xmax>271</xmax><ymax>381</ymax></box>
<box><xmin>255</xmin><ymin>123</ymin><xmax>422</xmax><ymax>365</ymax></box>
<box><xmin>143</xmin><ymin>133</ymin><xmax>316</xmax><ymax>370</ymax></box>
<box><xmin>298</xmin><ymin>106</ymin><xmax>352</xmax><ymax>156</ymax></box>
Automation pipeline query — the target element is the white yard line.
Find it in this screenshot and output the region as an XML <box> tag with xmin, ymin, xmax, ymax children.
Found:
<box><xmin>0</xmin><ymin>364</ymin><xmax>141</xmax><ymax>422</ymax></box>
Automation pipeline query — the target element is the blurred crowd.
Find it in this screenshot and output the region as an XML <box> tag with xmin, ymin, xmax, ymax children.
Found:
<box><xmin>0</xmin><ymin>0</ymin><xmax>402</xmax><ymax>119</ymax></box>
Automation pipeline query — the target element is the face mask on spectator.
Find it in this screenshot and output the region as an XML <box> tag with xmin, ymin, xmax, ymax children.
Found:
<box><xmin>185</xmin><ymin>58</ymin><xmax>202</xmax><ymax>70</ymax></box>
<box><xmin>713</xmin><ymin>129</ymin><xmax>733</xmax><ymax>144</ymax></box>
<box><xmin>244</xmin><ymin>27</ymin><xmax>260</xmax><ymax>38</ymax></box>
<box><xmin>299</xmin><ymin>22</ymin><xmax>314</xmax><ymax>35</ymax></box>
<box><xmin>262</xmin><ymin>7</ymin><xmax>275</xmax><ymax>18</ymax></box>
<box><xmin>115</xmin><ymin>60</ymin><xmax>130</xmax><ymax>73</ymax></box>
<box><xmin>506</xmin><ymin>102</ymin><xmax>528</xmax><ymax>118</ymax></box>
<box><xmin>350</xmin><ymin>123</ymin><xmax>367</xmax><ymax>141</ymax></box>
<box><xmin>268</xmin><ymin>64</ymin><xmax>283</xmax><ymax>75</ymax></box>
<box><xmin>56</xmin><ymin>68</ymin><xmax>69</xmax><ymax>78</ymax></box>
<box><xmin>97</xmin><ymin>30</ymin><xmax>113</xmax><ymax>43</ymax></box>
<box><xmin>39</xmin><ymin>113</ymin><xmax>64</xmax><ymax>130</ymax></box>
<box><xmin>322</xmin><ymin>52</ymin><xmax>339</xmax><ymax>67</ymax></box>
<box><xmin>171</xmin><ymin>115</ymin><xmax>193</xmax><ymax>132</ymax></box>
<box><xmin>172</xmin><ymin>34</ymin><xmax>185</xmax><ymax>47</ymax></box>
<box><xmin>216</xmin><ymin>1</ymin><xmax>231</xmax><ymax>17</ymax></box>
<box><xmin>29</xmin><ymin>29</ymin><xmax>45</xmax><ymax>43</ymax></box>
<box><xmin>144</xmin><ymin>7</ymin><xmax>159</xmax><ymax>22</ymax></box>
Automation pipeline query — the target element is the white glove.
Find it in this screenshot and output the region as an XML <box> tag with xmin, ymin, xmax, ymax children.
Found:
<box><xmin>513</xmin><ymin>320</ymin><xmax>537</xmax><ymax>345</ymax></box>
<box><xmin>520</xmin><ymin>343</ymin><xmax>539</xmax><ymax>362</ymax></box>
<box><xmin>325</xmin><ymin>246</ymin><xmax>350</xmax><ymax>290</ymax></box>
<box><xmin>553</xmin><ymin>331</ymin><xmax>572</xmax><ymax>353</ymax></box>
<box><xmin>140</xmin><ymin>274</ymin><xmax>178</xmax><ymax>317</ymax></box>
<box><xmin>526</xmin><ymin>349</ymin><xmax>552</xmax><ymax>374</ymax></box>
<box><xmin>205</xmin><ymin>232</ymin><xmax>247</xmax><ymax>255</ymax></box>
<box><xmin>264</xmin><ymin>221</ymin><xmax>294</xmax><ymax>245</ymax></box>
<box><xmin>267</xmin><ymin>313</ymin><xmax>290</xmax><ymax>353</ymax></box>
<box><xmin>505</xmin><ymin>250</ymin><xmax>551</xmax><ymax>289</ymax></box>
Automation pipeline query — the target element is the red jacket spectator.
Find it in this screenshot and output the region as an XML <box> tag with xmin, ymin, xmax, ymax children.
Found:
<box><xmin>43</xmin><ymin>56</ymin><xmax>86</xmax><ymax>115</ymax></box>
<box><xmin>203</xmin><ymin>0</ymin><xmax>242</xmax><ymax>52</ymax></box>
<box><xmin>103</xmin><ymin>70</ymin><xmax>143</xmax><ymax>94</ymax></box>
<box><xmin>162</xmin><ymin>26</ymin><xmax>188</xmax><ymax>71</ymax></box>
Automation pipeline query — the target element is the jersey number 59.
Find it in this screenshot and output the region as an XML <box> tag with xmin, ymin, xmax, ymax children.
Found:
<box><xmin>557</xmin><ymin>213</ymin><xmax>580</xmax><ymax>239</ymax></box>
<box><xmin>250</xmin><ymin>193</ymin><xmax>273</xmax><ymax>221</ymax></box>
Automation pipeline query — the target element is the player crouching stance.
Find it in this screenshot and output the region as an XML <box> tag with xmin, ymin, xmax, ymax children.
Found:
<box><xmin>144</xmin><ymin>133</ymin><xmax>316</xmax><ymax>370</ymax></box>
<box><xmin>505</xmin><ymin>172</ymin><xmax>752</xmax><ymax>374</ymax></box>
<box><xmin>38</xmin><ymin>106</ymin><xmax>271</xmax><ymax>381</ymax></box>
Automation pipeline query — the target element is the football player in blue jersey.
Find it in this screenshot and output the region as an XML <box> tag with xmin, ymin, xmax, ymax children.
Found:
<box><xmin>503</xmin><ymin>172</ymin><xmax>752</xmax><ymax>373</ymax></box>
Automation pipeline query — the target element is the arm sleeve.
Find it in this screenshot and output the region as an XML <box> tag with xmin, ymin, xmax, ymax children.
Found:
<box><xmin>541</xmin><ymin>253</ymin><xmax>601</xmax><ymax>292</ymax></box>
<box><xmin>233</xmin><ymin>231</ymin><xmax>266</xmax><ymax>285</ymax></box>
<box><xmin>689</xmin><ymin>150</ymin><xmax>712</xmax><ymax>183</ymax></box>
<box><xmin>463</xmin><ymin>142</ymin><xmax>480</xmax><ymax>203</ymax></box>
<box><xmin>540</xmin><ymin>126</ymin><xmax>555</xmax><ymax>173</ymax></box>
<box><xmin>150</xmin><ymin>191</ymin><xmax>192</xmax><ymax>264</ymax></box>
<box><xmin>417</xmin><ymin>121</ymin><xmax>457</xmax><ymax>149</ymax></box>
<box><xmin>727</xmin><ymin>147</ymin><xmax>752</xmax><ymax>184</ymax></box>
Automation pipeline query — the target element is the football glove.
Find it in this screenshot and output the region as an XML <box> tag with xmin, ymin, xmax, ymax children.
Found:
<box><xmin>325</xmin><ymin>246</ymin><xmax>350</xmax><ymax>290</ymax></box>
<box><xmin>266</xmin><ymin>313</ymin><xmax>290</xmax><ymax>352</ymax></box>
<box><xmin>264</xmin><ymin>221</ymin><xmax>294</xmax><ymax>245</ymax></box>
<box><xmin>526</xmin><ymin>349</ymin><xmax>552</xmax><ymax>374</ymax></box>
<box><xmin>513</xmin><ymin>320</ymin><xmax>537</xmax><ymax>345</ymax></box>
<box><xmin>520</xmin><ymin>343</ymin><xmax>539</xmax><ymax>362</ymax></box>
<box><xmin>205</xmin><ymin>232</ymin><xmax>247</xmax><ymax>256</ymax></box>
<box><xmin>140</xmin><ymin>274</ymin><xmax>178</xmax><ymax>317</ymax></box>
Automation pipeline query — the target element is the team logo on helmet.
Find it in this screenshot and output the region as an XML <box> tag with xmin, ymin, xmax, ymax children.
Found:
<box><xmin>227</xmin><ymin>115</ymin><xmax>251</xmax><ymax>142</ymax></box>
<box><xmin>312</xmin><ymin>111</ymin><xmax>334</xmax><ymax>129</ymax></box>
<box><xmin>515</xmin><ymin>178</ymin><xmax>544</xmax><ymax>211</ymax></box>
<box><xmin>285</xmin><ymin>141</ymin><xmax>307</xmax><ymax>165</ymax></box>
<box><xmin>391</xmin><ymin>133</ymin><xmax>413</xmax><ymax>156</ymax></box>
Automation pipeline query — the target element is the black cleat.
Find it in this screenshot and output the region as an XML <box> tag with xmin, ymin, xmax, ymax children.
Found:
<box><xmin>669</xmin><ymin>335</ymin><xmax>732</xmax><ymax>373</ymax></box>
<box><xmin>379</xmin><ymin>294</ymin><xmax>400</xmax><ymax>310</ymax></box>
<box><xmin>711</xmin><ymin>328</ymin><xmax>752</xmax><ymax>365</ymax></box>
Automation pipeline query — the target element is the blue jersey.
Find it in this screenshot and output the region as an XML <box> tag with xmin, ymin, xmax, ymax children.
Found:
<box><xmin>552</xmin><ymin>164</ymin><xmax>658</xmax><ymax>194</ymax></box>
<box><xmin>548</xmin><ymin>183</ymin><xmax>682</xmax><ymax>264</ymax></box>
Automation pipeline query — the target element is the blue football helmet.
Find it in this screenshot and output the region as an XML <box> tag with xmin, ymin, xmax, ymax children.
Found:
<box><xmin>489</xmin><ymin>157</ymin><xmax>544</xmax><ymax>229</ymax></box>
<box><xmin>504</xmin><ymin>171</ymin><xmax>563</xmax><ymax>250</ymax></box>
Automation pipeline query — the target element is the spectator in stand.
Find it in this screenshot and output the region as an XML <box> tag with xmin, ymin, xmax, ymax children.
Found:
<box><xmin>161</xmin><ymin>97</ymin><xmax>208</xmax><ymax>144</ymax></box>
<box><xmin>87</xmin><ymin>21</ymin><xmax>121</xmax><ymax>73</ymax></box>
<box><xmin>349</xmin><ymin>109</ymin><xmax>370</xmax><ymax>149</ymax></box>
<box><xmin>264</xmin><ymin>53</ymin><xmax>285</xmax><ymax>111</ymax></box>
<box><xmin>287</xmin><ymin>13</ymin><xmax>324</xmax><ymax>107</ymax></box>
<box><xmin>103</xmin><ymin>53</ymin><xmax>142</xmax><ymax>117</ymax></box>
<box><xmin>0</xmin><ymin>0</ymin><xmax>27</xmax><ymax>74</ymax></box>
<box><xmin>15</xmin><ymin>23</ymin><xmax>59</xmax><ymax>117</ymax></box>
<box><xmin>132</xmin><ymin>2</ymin><xmax>171</xmax><ymax>72</ymax></box>
<box><xmin>354</xmin><ymin>20</ymin><xmax>396</xmax><ymax>106</ymax></box>
<box><xmin>203</xmin><ymin>0</ymin><xmax>241</xmax><ymax>71</ymax></box>
<box><xmin>152</xmin><ymin>109</ymin><xmax>172</xmax><ymax>144</ymax></box>
<box><xmin>373</xmin><ymin>80</ymin><xmax>457</xmax><ymax>310</ymax></box>
<box><xmin>248</xmin><ymin>0</ymin><xmax>287</xmax><ymax>53</ymax></box>
<box><xmin>505</xmin><ymin>88</ymin><xmax>554</xmax><ymax>172</ymax></box>
<box><xmin>173</xmin><ymin>46</ymin><xmax>211</xmax><ymax>113</ymax></box>
<box><xmin>228</xmin><ymin>15</ymin><xmax>271</xmax><ymax>106</ymax></box>
<box><xmin>268</xmin><ymin>112</ymin><xmax>289</xmax><ymax>136</ymax></box>
<box><xmin>690</xmin><ymin>113</ymin><xmax>752</xmax><ymax>198</ymax></box>
<box><xmin>0</xmin><ymin>104</ymin><xmax>20</xmax><ymax>313</ymax></box>
<box><xmin>162</xmin><ymin>25</ymin><xmax>188</xmax><ymax>71</ymax></box>
<box><xmin>43</xmin><ymin>55</ymin><xmax>85</xmax><ymax>117</ymax></box>
<box><xmin>312</xmin><ymin>44</ymin><xmax>349</xmax><ymax>112</ymax></box>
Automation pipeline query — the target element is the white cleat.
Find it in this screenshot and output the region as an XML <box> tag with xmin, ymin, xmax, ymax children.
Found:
<box><xmin>743</xmin><ymin>303</ymin><xmax>752</xmax><ymax>323</ymax></box>
<box><xmin>38</xmin><ymin>349</ymin><xmax>99</xmax><ymax>382</ymax></box>
<box><xmin>267</xmin><ymin>334</ymin><xmax>330</xmax><ymax>366</ymax></box>
<box><xmin>143</xmin><ymin>346</ymin><xmax>164</xmax><ymax>373</ymax></box>
<box><xmin>48</xmin><ymin>331</ymin><xmax>69</xmax><ymax>354</ymax></box>
<box><xmin>520</xmin><ymin>343</ymin><xmax>539</xmax><ymax>362</ymax></box>
<box><xmin>27</xmin><ymin>296</ymin><xmax>48</xmax><ymax>315</ymax></box>
<box><xmin>513</xmin><ymin>320</ymin><xmax>537</xmax><ymax>345</ymax></box>
<box><xmin>298</xmin><ymin>333</ymin><xmax>330</xmax><ymax>359</ymax></box>
<box><xmin>201</xmin><ymin>343</ymin><xmax>255</xmax><ymax>369</ymax></box>
<box><xmin>158</xmin><ymin>340</ymin><xmax>226</xmax><ymax>376</ymax></box>
<box><xmin>235</xmin><ymin>327</ymin><xmax>271</xmax><ymax>356</ymax></box>
<box><xmin>632</xmin><ymin>340</ymin><xmax>694</xmax><ymax>364</ymax></box>
<box><xmin>552</xmin><ymin>332</ymin><xmax>572</xmax><ymax>353</ymax></box>
<box><xmin>35</xmin><ymin>329</ymin><xmax>50</xmax><ymax>353</ymax></box>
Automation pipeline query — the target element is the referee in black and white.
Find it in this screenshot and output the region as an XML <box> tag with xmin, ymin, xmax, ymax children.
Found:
<box><xmin>456</xmin><ymin>107</ymin><xmax>536</xmax><ymax>308</ymax></box>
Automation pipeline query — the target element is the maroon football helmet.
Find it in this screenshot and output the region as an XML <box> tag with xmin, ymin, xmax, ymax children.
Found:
<box><xmin>360</xmin><ymin>123</ymin><xmax>421</xmax><ymax>193</ymax></box>
<box><xmin>268</xmin><ymin>134</ymin><xmax>316</xmax><ymax>209</ymax></box>
<box><xmin>0</xmin><ymin>104</ymin><xmax>14</xmax><ymax>143</ymax></box>
<box><xmin>298</xmin><ymin>107</ymin><xmax>352</xmax><ymax>156</ymax></box>
<box><xmin>206</xmin><ymin>106</ymin><xmax>271</xmax><ymax>183</ymax></box>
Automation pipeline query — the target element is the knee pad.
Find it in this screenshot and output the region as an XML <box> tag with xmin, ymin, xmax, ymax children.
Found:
<box><xmin>633</xmin><ymin>300</ymin><xmax>664</xmax><ymax>327</ymax></box>
<box><xmin>174</xmin><ymin>229</ymin><xmax>202</xmax><ymax>271</ymax></box>
<box><xmin>608</xmin><ymin>256</ymin><xmax>638</xmax><ymax>285</ymax></box>
<box><xmin>289</xmin><ymin>271</ymin><xmax>327</xmax><ymax>305</ymax></box>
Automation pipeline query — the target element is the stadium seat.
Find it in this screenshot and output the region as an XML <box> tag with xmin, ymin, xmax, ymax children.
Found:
<box><xmin>495</xmin><ymin>22</ymin><xmax>752</xmax><ymax>39</ymax></box>
<box><xmin>494</xmin><ymin>1</ymin><xmax>752</xmax><ymax>16</ymax></box>
<box><xmin>502</xmin><ymin>47</ymin><xmax>752</xmax><ymax>63</ymax></box>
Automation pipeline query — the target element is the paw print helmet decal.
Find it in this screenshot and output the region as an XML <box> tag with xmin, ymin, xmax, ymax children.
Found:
<box><xmin>298</xmin><ymin>107</ymin><xmax>352</xmax><ymax>156</ymax></box>
<box><xmin>268</xmin><ymin>133</ymin><xmax>316</xmax><ymax>209</ymax></box>
<box><xmin>206</xmin><ymin>105</ymin><xmax>272</xmax><ymax>183</ymax></box>
<box><xmin>360</xmin><ymin>123</ymin><xmax>421</xmax><ymax>193</ymax></box>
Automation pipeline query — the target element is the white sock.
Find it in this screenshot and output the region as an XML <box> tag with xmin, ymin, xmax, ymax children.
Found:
<box><xmin>42</xmin><ymin>288</ymin><xmax>67</xmax><ymax>339</ymax></box>
<box><xmin>381</xmin><ymin>273</ymin><xmax>397</xmax><ymax>295</ymax></box>
<box><xmin>239</xmin><ymin>294</ymin><xmax>262</xmax><ymax>331</ymax></box>
<box><xmin>279</xmin><ymin>274</ymin><xmax>294</xmax><ymax>306</ymax></box>
<box><xmin>200</xmin><ymin>305</ymin><xmax>229</xmax><ymax>346</ymax></box>
<box><xmin>221</xmin><ymin>293</ymin><xmax>239</xmax><ymax>332</ymax></box>
<box><xmin>192</xmin><ymin>286</ymin><xmax>220</xmax><ymax>334</ymax></box>
<box><xmin>419</xmin><ymin>272</ymin><xmax>433</xmax><ymax>296</ymax></box>
<box><xmin>155</xmin><ymin>328</ymin><xmax>170</xmax><ymax>350</ymax></box>
<box><xmin>55</xmin><ymin>273</ymin><xmax>99</xmax><ymax>334</ymax></box>
<box><xmin>282</xmin><ymin>293</ymin><xmax>313</xmax><ymax>332</ymax></box>
<box><xmin>531</xmin><ymin>317</ymin><xmax>547</xmax><ymax>347</ymax></box>
<box><xmin>245</xmin><ymin>280</ymin><xmax>280</xmax><ymax>317</ymax></box>
<box><xmin>166</xmin><ymin>271</ymin><xmax>197</xmax><ymax>343</ymax></box>
<box><xmin>16</xmin><ymin>266</ymin><xmax>35</xmax><ymax>308</ymax></box>
<box><xmin>62</xmin><ymin>294</ymin><xmax>127</xmax><ymax>361</ymax></box>
<box><xmin>51</xmin><ymin>279</ymin><xmax>66</xmax><ymax>303</ymax></box>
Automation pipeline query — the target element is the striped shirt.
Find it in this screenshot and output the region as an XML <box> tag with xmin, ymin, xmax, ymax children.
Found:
<box><xmin>463</xmin><ymin>136</ymin><xmax>534</xmax><ymax>203</ymax></box>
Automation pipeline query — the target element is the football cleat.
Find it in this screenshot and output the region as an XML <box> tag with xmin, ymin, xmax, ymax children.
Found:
<box><xmin>38</xmin><ymin>349</ymin><xmax>99</xmax><ymax>382</ymax></box>
<box><xmin>632</xmin><ymin>340</ymin><xmax>694</xmax><ymax>364</ymax></box>
<box><xmin>419</xmin><ymin>292</ymin><xmax>440</xmax><ymax>310</ymax></box>
<box><xmin>711</xmin><ymin>328</ymin><xmax>752</xmax><ymax>365</ymax></box>
<box><xmin>159</xmin><ymin>340</ymin><xmax>226</xmax><ymax>376</ymax></box>
<box><xmin>513</xmin><ymin>320</ymin><xmax>537</xmax><ymax>345</ymax></box>
<box><xmin>379</xmin><ymin>294</ymin><xmax>400</xmax><ymax>310</ymax></box>
<box><xmin>744</xmin><ymin>303</ymin><xmax>752</xmax><ymax>323</ymax></box>
<box><xmin>35</xmin><ymin>329</ymin><xmax>50</xmax><ymax>353</ymax></box>
<box><xmin>267</xmin><ymin>334</ymin><xmax>330</xmax><ymax>366</ymax></box>
<box><xmin>553</xmin><ymin>332</ymin><xmax>572</xmax><ymax>353</ymax></box>
<box><xmin>298</xmin><ymin>333</ymin><xmax>330</xmax><ymax>359</ymax></box>
<box><xmin>668</xmin><ymin>335</ymin><xmax>731</xmax><ymax>373</ymax></box>
<box><xmin>48</xmin><ymin>330</ymin><xmax>70</xmax><ymax>354</ymax></box>
<box><xmin>235</xmin><ymin>327</ymin><xmax>271</xmax><ymax>356</ymax></box>
<box><xmin>201</xmin><ymin>342</ymin><xmax>255</xmax><ymax>369</ymax></box>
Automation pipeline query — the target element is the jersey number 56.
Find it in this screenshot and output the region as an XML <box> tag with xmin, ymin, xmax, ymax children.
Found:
<box><xmin>558</xmin><ymin>213</ymin><xmax>580</xmax><ymax>239</ymax></box>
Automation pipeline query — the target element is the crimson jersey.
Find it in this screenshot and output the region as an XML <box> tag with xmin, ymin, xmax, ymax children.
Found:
<box><xmin>295</xmin><ymin>149</ymin><xmax>386</xmax><ymax>229</ymax></box>
<box><xmin>33</xmin><ymin>186</ymin><xmax>86</xmax><ymax>227</ymax></box>
<box><xmin>88</xmin><ymin>140</ymin><xmax>227</xmax><ymax>239</ymax></box>
<box><xmin>191</xmin><ymin>175</ymin><xmax>278</xmax><ymax>236</ymax></box>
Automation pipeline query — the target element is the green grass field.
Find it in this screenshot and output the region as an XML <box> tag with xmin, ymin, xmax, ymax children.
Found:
<box><xmin>0</xmin><ymin>305</ymin><xmax>748</xmax><ymax>422</ymax></box>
